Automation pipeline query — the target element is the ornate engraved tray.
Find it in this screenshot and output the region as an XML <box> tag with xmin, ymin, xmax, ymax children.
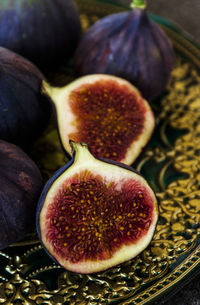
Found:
<box><xmin>1</xmin><ymin>0</ymin><xmax>200</xmax><ymax>304</ymax></box>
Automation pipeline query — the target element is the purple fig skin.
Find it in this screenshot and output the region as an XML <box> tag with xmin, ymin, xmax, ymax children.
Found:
<box><xmin>0</xmin><ymin>47</ymin><xmax>52</xmax><ymax>150</ymax></box>
<box><xmin>0</xmin><ymin>140</ymin><xmax>43</xmax><ymax>249</ymax></box>
<box><xmin>74</xmin><ymin>8</ymin><xmax>174</xmax><ymax>101</ymax></box>
<box><xmin>0</xmin><ymin>0</ymin><xmax>81</xmax><ymax>70</ymax></box>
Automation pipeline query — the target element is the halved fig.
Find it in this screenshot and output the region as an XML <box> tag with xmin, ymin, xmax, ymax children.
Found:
<box><xmin>36</xmin><ymin>141</ymin><xmax>158</xmax><ymax>274</ymax></box>
<box><xmin>44</xmin><ymin>74</ymin><xmax>155</xmax><ymax>165</ymax></box>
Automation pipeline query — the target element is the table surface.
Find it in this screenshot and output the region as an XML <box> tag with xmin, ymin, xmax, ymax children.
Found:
<box><xmin>117</xmin><ymin>1</ymin><xmax>200</xmax><ymax>304</ymax></box>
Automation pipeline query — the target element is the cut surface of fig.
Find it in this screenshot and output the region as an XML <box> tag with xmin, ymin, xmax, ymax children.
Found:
<box><xmin>44</xmin><ymin>74</ymin><xmax>155</xmax><ymax>165</ymax></box>
<box><xmin>36</xmin><ymin>142</ymin><xmax>158</xmax><ymax>274</ymax></box>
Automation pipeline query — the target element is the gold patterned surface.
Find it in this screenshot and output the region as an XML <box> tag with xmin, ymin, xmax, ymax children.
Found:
<box><xmin>0</xmin><ymin>1</ymin><xmax>200</xmax><ymax>304</ymax></box>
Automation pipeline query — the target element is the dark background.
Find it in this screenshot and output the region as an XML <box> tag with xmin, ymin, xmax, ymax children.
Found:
<box><xmin>119</xmin><ymin>0</ymin><xmax>200</xmax><ymax>45</ymax></box>
<box><xmin>117</xmin><ymin>1</ymin><xmax>200</xmax><ymax>304</ymax></box>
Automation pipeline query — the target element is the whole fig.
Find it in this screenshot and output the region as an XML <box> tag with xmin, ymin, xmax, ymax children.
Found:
<box><xmin>0</xmin><ymin>140</ymin><xmax>43</xmax><ymax>249</ymax></box>
<box><xmin>74</xmin><ymin>0</ymin><xmax>174</xmax><ymax>101</ymax></box>
<box><xmin>0</xmin><ymin>47</ymin><xmax>52</xmax><ymax>149</ymax></box>
<box><xmin>36</xmin><ymin>141</ymin><xmax>158</xmax><ymax>274</ymax></box>
<box><xmin>0</xmin><ymin>0</ymin><xmax>81</xmax><ymax>69</ymax></box>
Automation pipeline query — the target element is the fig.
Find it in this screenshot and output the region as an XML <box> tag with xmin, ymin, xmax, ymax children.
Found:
<box><xmin>0</xmin><ymin>0</ymin><xmax>81</xmax><ymax>69</ymax></box>
<box><xmin>74</xmin><ymin>0</ymin><xmax>174</xmax><ymax>101</ymax></box>
<box><xmin>36</xmin><ymin>141</ymin><xmax>158</xmax><ymax>274</ymax></box>
<box><xmin>0</xmin><ymin>140</ymin><xmax>43</xmax><ymax>249</ymax></box>
<box><xmin>44</xmin><ymin>74</ymin><xmax>155</xmax><ymax>165</ymax></box>
<box><xmin>0</xmin><ymin>47</ymin><xmax>52</xmax><ymax>149</ymax></box>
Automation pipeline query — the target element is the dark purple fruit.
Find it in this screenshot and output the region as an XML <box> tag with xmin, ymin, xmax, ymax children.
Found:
<box><xmin>0</xmin><ymin>140</ymin><xmax>43</xmax><ymax>249</ymax></box>
<box><xmin>0</xmin><ymin>0</ymin><xmax>81</xmax><ymax>69</ymax></box>
<box><xmin>74</xmin><ymin>0</ymin><xmax>174</xmax><ymax>101</ymax></box>
<box><xmin>44</xmin><ymin>74</ymin><xmax>155</xmax><ymax>165</ymax></box>
<box><xmin>0</xmin><ymin>47</ymin><xmax>52</xmax><ymax>149</ymax></box>
<box><xmin>36</xmin><ymin>141</ymin><xmax>158</xmax><ymax>274</ymax></box>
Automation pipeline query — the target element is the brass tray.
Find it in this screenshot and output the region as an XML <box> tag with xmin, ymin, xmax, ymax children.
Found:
<box><xmin>1</xmin><ymin>0</ymin><xmax>200</xmax><ymax>304</ymax></box>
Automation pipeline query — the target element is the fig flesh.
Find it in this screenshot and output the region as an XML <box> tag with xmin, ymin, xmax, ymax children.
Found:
<box><xmin>36</xmin><ymin>141</ymin><xmax>158</xmax><ymax>274</ymax></box>
<box><xmin>0</xmin><ymin>0</ymin><xmax>81</xmax><ymax>69</ymax></box>
<box><xmin>74</xmin><ymin>0</ymin><xmax>174</xmax><ymax>101</ymax></box>
<box><xmin>0</xmin><ymin>47</ymin><xmax>52</xmax><ymax>149</ymax></box>
<box><xmin>44</xmin><ymin>74</ymin><xmax>155</xmax><ymax>165</ymax></box>
<box><xmin>0</xmin><ymin>140</ymin><xmax>43</xmax><ymax>249</ymax></box>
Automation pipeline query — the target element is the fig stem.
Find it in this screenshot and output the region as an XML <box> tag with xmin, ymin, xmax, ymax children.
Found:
<box><xmin>69</xmin><ymin>141</ymin><xmax>94</xmax><ymax>164</ymax></box>
<box><xmin>70</xmin><ymin>141</ymin><xmax>88</xmax><ymax>154</ymax></box>
<box><xmin>130</xmin><ymin>0</ymin><xmax>146</xmax><ymax>9</ymax></box>
<box><xmin>42</xmin><ymin>80</ymin><xmax>63</xmax><ymax>105</ymax></box>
